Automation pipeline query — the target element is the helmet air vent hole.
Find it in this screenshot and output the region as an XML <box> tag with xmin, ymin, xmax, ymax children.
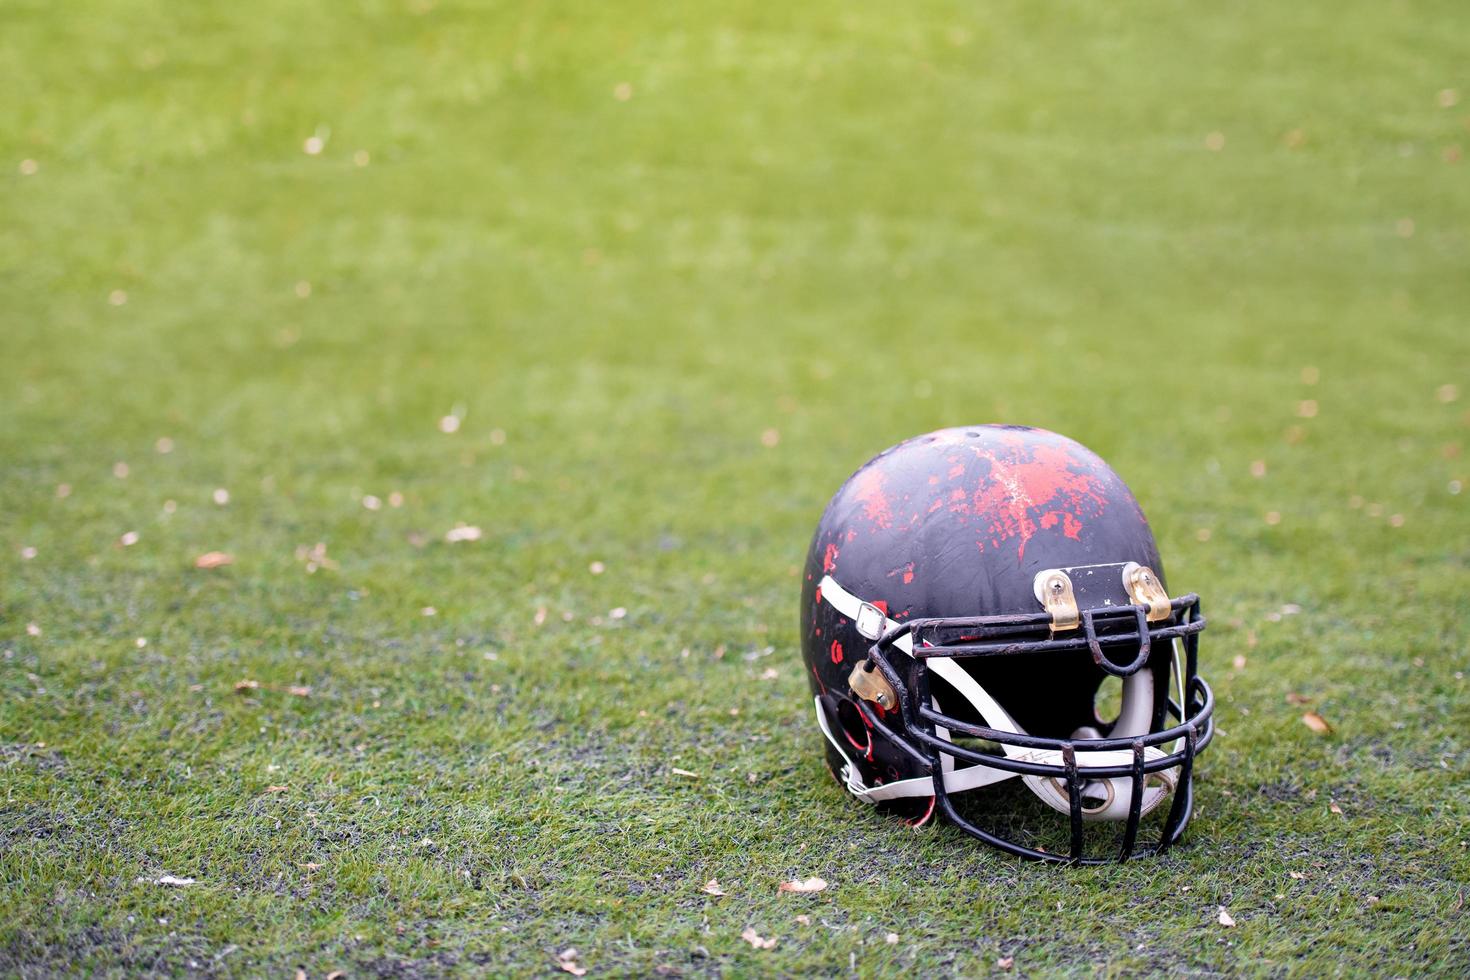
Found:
<box><xmin>835</xmin><ymin>699</ymin><xmax>872</xmax><ymax>754</ymax></box>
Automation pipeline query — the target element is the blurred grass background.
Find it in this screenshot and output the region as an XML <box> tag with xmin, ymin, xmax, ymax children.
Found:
<box><xmin>2</xmin><ymin>0</ymin><xmax>1468</xmax><ymax>975</ymax></box>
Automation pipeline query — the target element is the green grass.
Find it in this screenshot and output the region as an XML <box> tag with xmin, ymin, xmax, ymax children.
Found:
<box><xmin>3</xmin><ymin>0</ymin><xmax>1468</xmax><ymax>975</ymax></box>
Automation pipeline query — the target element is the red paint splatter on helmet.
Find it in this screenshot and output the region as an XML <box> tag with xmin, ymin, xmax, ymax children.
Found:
<box><xmin>850</xmin><ymin>468</ymin><xmax>895</xmax><ymax>529</ymax></box>
<box><xmin>949</xmin><ymin>438</ymin><xmax>1112</xmax><ymax>558</ymax></box>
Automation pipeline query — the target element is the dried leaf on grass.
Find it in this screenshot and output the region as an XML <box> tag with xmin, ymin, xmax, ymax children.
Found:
<box><xmin>701</xmin><ymin>879</ymin><xmax>726</xmax><ymax>897</ymax></box>
<box><xmin>740</xmin><ymin>927</ymin><xmax>776</xmax><ymax>950</ymax></box>
<box><xmin>1285</xmin><ymin>692</ymin><xmax>1312</xmax><ymax>705</ymax></box>
<box><xmin>556</xmin><ymin>948</ymin><xmax>587</xmax><ymax>976</ymax></box>
<box><xmin>1301</xmin><ymin>712</ymin><xmax>1332</xmax><ymax>734</ymax></box>
<box><xmin>445</xmin><ymin>524</ymin><xmax>483</xmax><ymax>543</ymax></box>
<box><xmin>194</xmin><ymin>551</ymin><xmax>234</xmax><ymax>569</ymax></box>
<box><xmin>671</xmin><ymin>767</ymin><xmax>700</xmax><ymax>779</ymax></box>
<box><xmin>295</xmin><ymin>541</ymin><xmax>338</xmax><ymax>572</ymax></box>
<box><xmin>234</xmin><ymin>678</ymin><xmax>314</xmax><ymax>699</ymax></box>
<box><xmin>778</xmin><ymin>877</ymin><xmax>828</xmax><ymax>894</ymax></box>
<box><xmin>1218</xmin><ymin>907</ymin><xmax>1236</xmax><ymax>927</ymax></box>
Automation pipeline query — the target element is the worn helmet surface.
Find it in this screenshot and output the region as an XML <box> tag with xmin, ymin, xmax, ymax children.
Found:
<box><xmin>799</xmin><ymin>425</ymin><xmax>1214</xmax><ymax>863</ymax></box>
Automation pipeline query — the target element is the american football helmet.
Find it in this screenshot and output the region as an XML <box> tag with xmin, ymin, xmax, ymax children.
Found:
<box><xmin>799</xmin><ymin>425</ymin><xmax>1214</xmax><ymax>863</ymax></box>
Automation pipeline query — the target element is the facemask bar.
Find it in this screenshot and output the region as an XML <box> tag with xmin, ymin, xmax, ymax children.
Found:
<box><xmin>896</xmin><ymin>594</ymin><xmax>1205</xmax><ymax>678</ymax></box>
<box><xmin>856</xmin><ymin>596</ymin><xmax>1213</xmax><ymax>863</ymax></box>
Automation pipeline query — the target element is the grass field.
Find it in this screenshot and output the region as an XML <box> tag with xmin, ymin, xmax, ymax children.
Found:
<box><xmin>3</xmin><ymin>0</ymin><xmax>1469</xmax><ymax>975</ymax></box>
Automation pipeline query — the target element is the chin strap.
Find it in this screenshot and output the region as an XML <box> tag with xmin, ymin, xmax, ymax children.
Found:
<box><xmin>816</xmin><ymin>575</ymin><xmax>1175</xmax><ymax>822</ymax></box>
<box><xmin>813</xmin><ymin>695</ymin><xmax>1020</xmax><ymax>803</ymax></box>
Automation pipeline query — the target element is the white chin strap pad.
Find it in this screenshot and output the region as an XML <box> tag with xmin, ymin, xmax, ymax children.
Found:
<box><xmin>816</xmin><ymin>575</ymin><xmax>1177</xmax><ymax>822</ymax></box>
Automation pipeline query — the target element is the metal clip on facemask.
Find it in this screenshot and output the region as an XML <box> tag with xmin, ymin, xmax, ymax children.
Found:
<box><xmin>1036</xmin><ymin>570</ymin><xmax>1080</xmax><ymax>633</ymax></box>
<box><xmin>1123</xmin><ymin>562</ymin><xmax>1171</xmax><ymax>622</ymax></box>
<box><xmin>848</xmin><ymin>659</ymin><xmax>897</xmax><ymax>711</ymax></box>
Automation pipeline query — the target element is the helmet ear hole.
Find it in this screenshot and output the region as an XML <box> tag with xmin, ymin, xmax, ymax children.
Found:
<box><xmin>1094</xmin><ymin>674</ymin><xmax>1125</xmax><ymax>730</ymax></box>
<box><xmin>835</xmin><ymin>698</ymin><xmax>872</xmax><ymax>754</ymax></box>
